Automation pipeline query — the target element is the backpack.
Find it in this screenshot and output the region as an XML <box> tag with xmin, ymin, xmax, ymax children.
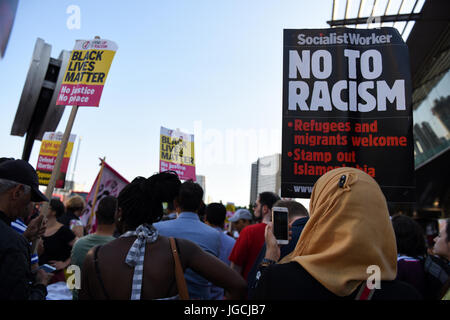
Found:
<box><xmin>421</xmin><ymin>255</ymin><xmax>450</xmax><ymax>299</ymax></box>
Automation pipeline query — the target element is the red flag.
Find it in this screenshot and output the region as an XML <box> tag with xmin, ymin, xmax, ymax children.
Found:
<box><xmin>80</xmin><ymin>160</ymin><xmax>129</xmax><ymax>233</ymax></box>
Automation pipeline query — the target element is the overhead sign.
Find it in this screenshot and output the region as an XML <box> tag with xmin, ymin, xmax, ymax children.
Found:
<box><xmin>159</xmin><ymin>126</ymin><xmax>196</xmax><ymax>181</ymax></box>
<box><xmin>281</xmin><ymin>28</ymin><xmax>414</xmax><ymax>202</ymax></box>
<box><xmin>36</xmin><ymin>132</ymin><xmax>76</xmax><ymax>188</ymax></box>
<box><xmin>56</xmin><ymin>38</ymin><xmax>118</xmax><ymax>106</ymax></box>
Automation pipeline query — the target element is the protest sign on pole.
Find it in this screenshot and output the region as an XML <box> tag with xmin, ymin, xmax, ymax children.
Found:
<box><xmin>225</xmin><ymin>202</ymin><xmax>236</xmax><ymax>233</ymax></box>
<box><xmin>36</xmin><ymin>132</ymin><xmax>76</xmax><ymax>188</ymax></box>
<box><xmin>56</xmin><ymin>38</ymin><xmax>118</xmax><ymax>107</ymax></box>
<box><xmin>281</xmin><ymin>28</ymin><xmax>414</xmax><ymax>202</ymax></box>
<box><xmin>159</xmin><ymin>126</ymin><xmax>196</xmax><ymax>181</ymax></box>
<box><xmin>32</xmin><ymin>37</ymin><xmax>118</xmax><ymax>254</ymax></box>
<box><xmin>45</xmin><ymin>36</ymin><xmax>117</xmax><ymax>205</ymax></box>
<box><xmin>80</xmin><ymin>159</ymin><xmax>129</xmax><ymax>233</ymax></box>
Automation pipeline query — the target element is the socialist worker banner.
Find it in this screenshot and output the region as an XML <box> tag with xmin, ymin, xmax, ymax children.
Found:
<box><xmin>281</xmin><ymin>28</ymin><xmax>414</xmax><ymax>202</ymax></box>
<box><xmin>56</xmin><ymin>38</ymin><xmax>118</xmax><ymax>106</ymax></box>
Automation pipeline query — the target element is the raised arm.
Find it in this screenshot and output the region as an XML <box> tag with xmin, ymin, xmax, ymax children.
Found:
<box><xmin>177</xmin><ymin>238</ymin><xmax>247</xmax><ymax>300</ymax></box>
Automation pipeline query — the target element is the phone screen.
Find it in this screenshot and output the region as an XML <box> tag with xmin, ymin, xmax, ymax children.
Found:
<box><xmin>38</xmin><ymin>264</ymin><xmax>56</xmax><ymax>273</ymax></box>
<box><xmin>273</xmin><ymin>210</ymin><xmax>288</xmax><ymax>241</ymax></box>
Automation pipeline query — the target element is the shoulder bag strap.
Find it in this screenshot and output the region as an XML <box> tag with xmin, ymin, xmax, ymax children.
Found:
<box><xmin>355</xmin><ymin>282</ymin><xmax>375</xmax><ymax>300</ymax></box>
<box><xmin>94</xmin><ymin>245</ymin><xmax>110</xmax><ymax>300</ymax></box>
<box><xmin>425</xmin><ymin>255</ymin><xmax>449</xmax><ymax>284</ymax></box>
<box><xmin>169</xmin><ymin>237</ymin><xmax>190</xmax><ymax>300</ymax></box>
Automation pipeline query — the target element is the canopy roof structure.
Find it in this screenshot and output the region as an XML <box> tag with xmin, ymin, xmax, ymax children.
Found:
<box><xmin>327</xmin><ymin>0</ymin><xmax>450</xmax><ymax>110</ymax></box>
<box><xmin>328</xmin><ymin>0</ymin><xmax>450</xmax><ymax>215</ymax></box>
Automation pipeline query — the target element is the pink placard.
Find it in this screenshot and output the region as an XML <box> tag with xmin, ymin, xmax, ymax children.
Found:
<box><xmin>56</xmin><ymin>84</ymin><xmax>104</xmax><ymax>106</ymax></box>
<box><xmin>160</xmin><ymin>160</ymin><xmax>196</xmax><ymax>181</ymax></box>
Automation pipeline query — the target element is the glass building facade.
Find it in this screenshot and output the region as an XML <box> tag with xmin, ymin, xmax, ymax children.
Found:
<box><xmin>249</xmin><ymin>154</ymin><xmax>281</xmax><ymax>205</ymax></box>
<box><xmin>413</xmin><ymin>70</ymin><xmax>450</xmax><ymax>167</ymax></box>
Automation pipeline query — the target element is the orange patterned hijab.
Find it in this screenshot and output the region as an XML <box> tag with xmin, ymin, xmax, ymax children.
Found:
<box><xmin>280</xmin><ymin>167</ymin><xmax>397</xmax><ymax>296</ymax></box>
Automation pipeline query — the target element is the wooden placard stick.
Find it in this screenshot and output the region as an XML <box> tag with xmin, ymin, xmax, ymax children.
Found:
<box><xmin>86</xmin><ymin>157</ymin><xmax>106</xmax><ymax>233</ymax></box>
<box><xmin>31</xmin><ymin>105</ymin><xmax>79</xmax><ymax>255</ymax></box>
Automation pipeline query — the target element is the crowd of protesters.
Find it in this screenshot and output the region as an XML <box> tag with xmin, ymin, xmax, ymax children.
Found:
<box><xmin>0</xmin><ymin>158</ymin><xmax>449</xmax><ymax>300</ymax></box>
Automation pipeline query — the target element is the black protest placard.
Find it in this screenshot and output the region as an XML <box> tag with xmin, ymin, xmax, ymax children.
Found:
<box><xmin>281</xmin><ymin>28</ymin><xmax>414</xmax><ymax>202</ymax></box>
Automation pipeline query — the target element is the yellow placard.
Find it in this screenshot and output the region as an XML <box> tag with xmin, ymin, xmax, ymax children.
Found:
<box><xmin>39</xmin><ymin>140</ymin><xmax>74</xmax><ymax>158</ymax></box>
<box><xmin>159</xmin><ymin>134</ymin><xmax>195</xmax><ymax>166</ymax></box>
<box><xmin>62</xmin><ymin>50</ymin><xmax>116</xmax><ymax>85</ymax></box>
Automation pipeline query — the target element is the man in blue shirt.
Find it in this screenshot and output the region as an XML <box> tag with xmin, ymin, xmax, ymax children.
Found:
<box><xmin>154</xmin><ymin>181</ymin><xmax>221</xmax><ymax>300</ymax></box>
<box><xmin>204</xmin><ymin>202</ymin><xmax>236</xmax><ymax>299</ymax></box>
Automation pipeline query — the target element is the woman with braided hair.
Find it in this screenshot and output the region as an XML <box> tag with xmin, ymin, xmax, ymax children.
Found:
<box><xmin>79</xmin><ymin>171</ymin><xmax>246</xmax><ymax>300</ymax></box>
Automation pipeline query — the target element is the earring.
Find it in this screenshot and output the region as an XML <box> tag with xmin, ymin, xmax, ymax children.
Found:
<box><xmin>118</xmin><ymin>217</ymin><xmax>121</xmax><ymax>222</ymax></box>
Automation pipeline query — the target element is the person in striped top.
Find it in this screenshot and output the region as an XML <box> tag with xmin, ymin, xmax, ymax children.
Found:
<box><xmin>11</xmin><ymin>216</ymin><xmax>46</xmax><ymax>266</ymax></box>
<box><xmin>0</xmin><ymin>158</ymin><xmax>52</xmax><ymax>300</ymax></box>
<box><xmin>2</xmin><ymin>156</ymin><xmax>47</xmax><ymax>261</ymax></box>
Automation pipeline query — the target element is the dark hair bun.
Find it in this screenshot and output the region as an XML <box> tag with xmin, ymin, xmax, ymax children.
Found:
<box><xmin>118</xmin><ymin>171</ymin><xmax>181</xmax><ymax>230</ymax></box>
<box><xmin>145</xmin><ymin>171</ymin><xmax>180</xmax><ymax>203</ymax></box>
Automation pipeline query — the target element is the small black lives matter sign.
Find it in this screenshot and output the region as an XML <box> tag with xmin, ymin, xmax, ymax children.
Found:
<box><xmin>281</xmin><ymin>28</ymin><xmax>414</xmax><ymax>202</ymax></box>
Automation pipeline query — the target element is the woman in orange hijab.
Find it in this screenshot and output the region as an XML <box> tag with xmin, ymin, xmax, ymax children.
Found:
<box><xmin>253</xmin><ymin>167</ymin><xmax>421</xmax><ymax>300</ymax></box>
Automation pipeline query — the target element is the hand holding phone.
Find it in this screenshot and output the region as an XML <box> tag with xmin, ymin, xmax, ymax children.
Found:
<box><xmin>35</xmin><ymin>269</ymin><xmax>54</xmax><ymax>286</ymax></box>
<box><xmin>38</xmin><ymin>264</ymin><xmax>56</xmax><ymax>273</ymax></box>
<box><xmin>264</xmin><ymin>222</ymin><xmax>281</xmax><ymax>262</ymax></box>
<box><xmin>272</xmin><ymin>207</ymin><xmax>289</xmax><ymax>245</ymax></box>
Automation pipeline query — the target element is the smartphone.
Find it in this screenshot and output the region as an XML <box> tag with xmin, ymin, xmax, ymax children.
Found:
<box><xmin>272</xmin><ymin>206</ymin><xmax>289</xmax><ymax>245</ymax></box>
<box><xmin>38</xmin><ymin>264</ymin><xmax>56</xmax><ymax>273</ymax></box>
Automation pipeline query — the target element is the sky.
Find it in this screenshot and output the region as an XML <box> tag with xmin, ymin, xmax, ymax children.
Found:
<box><xmin>0</xmin><ymin>0</ymin><xmax>424</xmax><ymax>207</ymax></box>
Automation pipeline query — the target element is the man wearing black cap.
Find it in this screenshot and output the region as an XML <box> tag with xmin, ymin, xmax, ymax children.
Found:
<box><xmin>0</xmin><ymin>159</ymin><xmax>52</xmax><ymax>300</ymax></box>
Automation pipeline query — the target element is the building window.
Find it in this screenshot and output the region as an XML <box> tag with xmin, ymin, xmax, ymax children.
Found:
<box><xmin>413</xmin><ymin>70</ymin><xmax>450</xmax><ymax>167</ymax></box>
